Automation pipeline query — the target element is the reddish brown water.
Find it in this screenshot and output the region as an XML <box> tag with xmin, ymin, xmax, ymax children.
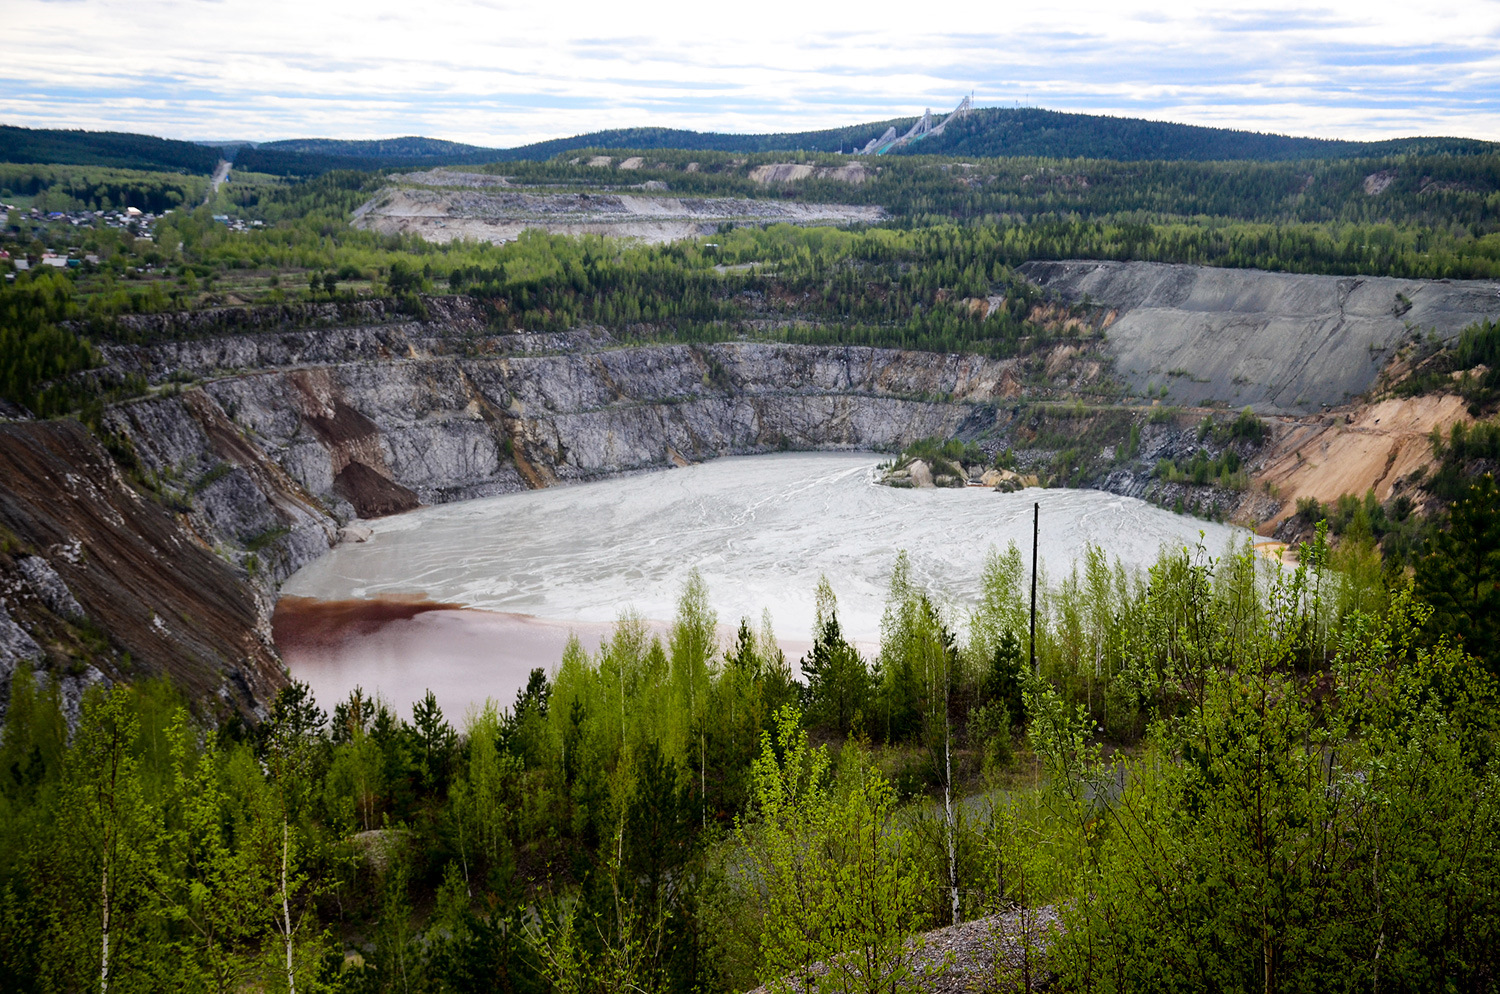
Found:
<box><xmin>271</xmin><ymin>595</ymin><xmax>825</xmax><ymax>720</ymax></box>
<box><xmin>273</xmin><ymin>595</ymin><xmax>630</xmax><ymax>719</ymax></box>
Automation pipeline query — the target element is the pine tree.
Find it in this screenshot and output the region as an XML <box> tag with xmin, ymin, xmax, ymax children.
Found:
<box><xmin>1416</xmin><ymin>474</ymin><xmax>1500</xmax><ymax>668</ymax></box>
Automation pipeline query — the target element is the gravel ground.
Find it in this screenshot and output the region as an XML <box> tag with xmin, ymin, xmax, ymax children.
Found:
<box><xmin>746</xmin><ymin>906</ymin><xmax>1062</xmax><ymax>994</ymax></box>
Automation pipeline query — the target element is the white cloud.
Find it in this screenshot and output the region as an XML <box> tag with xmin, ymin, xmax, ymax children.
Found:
<box><xmin>2</xmin><ymin>0</ymin><xmax>1497</xmax><ymax>144</ymax></box>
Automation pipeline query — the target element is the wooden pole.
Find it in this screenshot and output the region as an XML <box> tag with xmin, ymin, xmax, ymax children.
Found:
<box><xmin>1030</xmin><ymin>501</ymin><xmax>1039</xmax><ymax>676</ymax></box>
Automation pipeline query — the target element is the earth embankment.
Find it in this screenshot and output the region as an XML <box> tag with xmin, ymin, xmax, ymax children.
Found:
<box><xmin>1023</xmin><ymin>260</ymin><xmax>1500</xmax><ymax>414</ymax></box>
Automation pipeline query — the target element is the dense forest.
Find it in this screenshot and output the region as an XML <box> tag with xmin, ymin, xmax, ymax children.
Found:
<box><xmin>488</xmin><ymin>111</ymin><xmax>1500</xmax><ymax>163</ymax></box>
<box><xmin>255</xmin><ymin>138</ymin><xmax>500</xmax><ymax>160</ymax></box>
<box><xmin>3</xmin><ymin>515</ymin><xmax>1499</xmax><ymax>992</ymax></box>
<box><xmin>909</xmin><ymin>107</ymin><xmax>1498</xmax><ymax>162</ymax></box>
<box><xmin>0</xmin><ymin>126</ymin><xmax>221</xmax><ymax>173</ymax></box>
<box><xmin>0</xmin><ymin>163</ymin><xmax>210</xmax><ymax>214</ymax></box>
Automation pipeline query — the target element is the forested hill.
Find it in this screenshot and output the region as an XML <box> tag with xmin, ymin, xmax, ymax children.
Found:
<box><xmin>234</xmin><ymin>124</ymin><xmax>914</xmax><ymax>173</ymax></box>
<box><xmin>231</xmin><ymin>145</ymin><xmax>488</xmax><ymax>176</ymax></box>
<box><xmin>256</xmin><ymin>136</ymin><xmax>493</xmax><ymax>158</ymax></box>
<box><xmin>0</xmin><ymin>125</ymin><xmax>220</xmax><ymax>173</ymax></box>
<box><xmin>491</xmin><ymin>109</ymin><xmax>1495</xmax><ymax>163</ymax></box>
<box><xmin>8</xmin><ymin>109</ymin><xmax>1495</xmax><ymax>177</ymax></box>
<box><xmin>899</xmin><ymin>107</ymin><xmax>1496</xmax><ymax>161</ymax></box>
<box><xmin>486</xmin><ymin>121</ymin><xmax>915</xmax><ymax>160</ymax></box>
<box><xmin>236</xmin><ymin>136</ymin><xmax>503</xmax><ymax>172</ymax></box>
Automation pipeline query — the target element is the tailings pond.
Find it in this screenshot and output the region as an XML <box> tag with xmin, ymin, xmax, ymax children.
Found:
<box><xmin>275</xmin><ymin>452</ymin><xmax>1250</xmax><ymax>717</ymax></box>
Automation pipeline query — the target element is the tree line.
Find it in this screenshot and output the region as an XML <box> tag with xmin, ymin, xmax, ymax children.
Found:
<box><xmin>5</xmin><ymin>496</ymin><xmax>1500</xmax><ymax>991</ymax></box>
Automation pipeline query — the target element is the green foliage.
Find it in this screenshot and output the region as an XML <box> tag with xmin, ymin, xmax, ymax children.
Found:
<box><xmin>0</xmin><ymin>163</ymin><xmax>207</xmax><ymax>213</ymax></box>
<box><xmin>1416</xmin><ymin>474</ymin><xmax>1500</xmax><ymax>666</ymax></box>
<box><xmin>0</xmin><ymin>126</ymin><xmax>220</xmax><ymax>173</ymax></box>
<box><xmin>1393</xmin><ymin>318</ymin><xmax>1500</xmax><ymax>409</ymax></box>
<box><xmin>6</xmin><ymin>524</ymin><xmax>1500</xmax><ymax>990</ymax></box>
<box><xmin>875</xmin><ymin>554</ymin><xmax>961</xmax><ymax>749</ymax></box>
<box><xmin>892</xmin><ymin>436</ymin><xmax>983</xmax><ymax>482</ymax></box>
<box><xmin>1148</xmin><ymin>410</ymin><xmax>1266</xmax><ymax>490</ymax></box>
<box><xmin>1045</xmin><ymin>590</ymin><xmax>1500</xmax><ymax>992</ymax></box>
<box><xmin>800</xmin><ymin>578</ymin><xmax>872</xmax><ymax>738</ymax></box>
<box><xmin>737</xmin><ymin>706</ymin><xmax>933</xmax><ymax>994</ymax></box>
<box><xmin>0</xmin><ymin>268</ymin><xmax>96</xmax><ymax>414</ymax></box>
<box><xmin>1153</xmin><ymin>445</ymin><xmax>1247</xmax><ymax>488</ymax></box>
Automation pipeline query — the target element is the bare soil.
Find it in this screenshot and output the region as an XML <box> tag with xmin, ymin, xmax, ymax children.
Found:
<box><xmin>1252</xmin><ymin>393</ymin><xmax>1468</xmax><ymax>528</ymax></box>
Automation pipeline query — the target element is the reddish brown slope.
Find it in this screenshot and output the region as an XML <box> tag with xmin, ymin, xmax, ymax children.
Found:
<box><xmin>0</xmin><ymin>420</ymin><xmax>285</xmax><ymax>718</ymax></box>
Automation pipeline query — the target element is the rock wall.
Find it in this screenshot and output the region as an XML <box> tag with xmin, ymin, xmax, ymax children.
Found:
<box><xmin>104</xmin><ymin>340</ymin><xmax>1015</xmax><ymax>594</ymax></box>
<box><xmin>0</xmin><ymin>421</ymin><xmax>285</xmax><ymax>724</ymax></box>
<box><xmin>2</xmin><ymin>335</ymin><xmax>1019</xmax><ymax>716</ymax></box>
<box><xmin>1022</xmin><ymin>260</ymin><xmax>1500</xmax><ymax>414</ymax></box>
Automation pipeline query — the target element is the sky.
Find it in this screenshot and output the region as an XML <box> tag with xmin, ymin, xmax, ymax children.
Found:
<box><xmin>4</xmin><ymin>0</ymin><xmax>1499</xmax><ymax>147</ymax></box>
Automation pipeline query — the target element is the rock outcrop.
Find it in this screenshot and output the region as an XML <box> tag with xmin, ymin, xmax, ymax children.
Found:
<box><xmin>102</xmin><ymin>338</ymin><xmax>1016</xmax><ymax>592</ymax></box>
<box><xmin>1022</xmin><ymin>260</ymin><xmax>1500</xmax><ymax>413</ymax></box>
<box><xmin>0</xmin><ymin>421</ymin><xmax>284</xmax><ymax>723</ymax></box>
<box><xmin>0</xmin><ymin>329</ymin><xmax>1028</xmax><ymax>720</ymax></box>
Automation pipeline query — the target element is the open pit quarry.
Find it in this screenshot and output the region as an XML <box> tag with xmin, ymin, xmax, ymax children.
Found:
<box><xmin>2</xmin><ymin>261</ymin><xmax>1499</xmax><ymax>720</ymax></box>
<box><xmin>352</xmin><ymin>170</ymin><xmax>884</xmax><ymax>245</ymax></box>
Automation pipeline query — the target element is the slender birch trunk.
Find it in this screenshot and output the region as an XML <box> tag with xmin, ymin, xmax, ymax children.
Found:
<box><xmin>282</xmin><ymin>817</ymin><xmax>296</xmax><ymax>994</ymax></box>
<box><xmin>945</xmin><ymin>670</ymin><xmax>959</xmax><ymax>925</ymax></box>
<box><xmin>99</xmin><ymin>720</ymin><xmax>120</xmax><ymax>994</ymax></box>
<box><xmin>99</xmin><ymin>859</ymin><xmax>111</xmax><ymax>994</ymax></box>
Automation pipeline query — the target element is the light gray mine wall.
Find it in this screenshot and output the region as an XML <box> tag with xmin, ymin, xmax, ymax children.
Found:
<box><xmin>105</xmin><ymin>342</ymin><xmax>1005</xmax><ymax>594</ymax></box>
<box><xmin>106</xmin><ymin>395</ymin><xmax>338</xmax><ymax>587</ymax></box>
<box><xmin>1022</xmin><ymin>260</ymin><xmax>1500</xmax><ymax>414</ymax></box>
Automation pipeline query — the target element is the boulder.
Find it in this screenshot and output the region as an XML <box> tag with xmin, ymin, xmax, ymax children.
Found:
<box><xmin>338</xmin><ymin>523</ymin><xmax>374</xmax><ymax>544</ymax></box>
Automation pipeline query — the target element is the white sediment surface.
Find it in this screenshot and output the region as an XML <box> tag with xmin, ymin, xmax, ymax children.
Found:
<box><xmin>278</xmin><ymin>452</ymin><xmax>1249</xmax><ymax>716</ymax></box>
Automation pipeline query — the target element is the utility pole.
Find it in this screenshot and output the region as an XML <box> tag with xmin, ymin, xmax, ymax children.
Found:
<box><xmin>1029</xmin><ymin>501</ymin><xmax>1039</xmax><ymax>676</ymax></box>
<box><xmin>1030</xmin><ymin>500</ymin><xmax>1041</xmax><ymax>792</ymax></box>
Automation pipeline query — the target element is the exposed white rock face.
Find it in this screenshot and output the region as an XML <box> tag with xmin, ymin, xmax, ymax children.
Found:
<box><xmin>17</xmin><ymin>556</ymin><xmax>84</xmax><ymax>621</ymax></box>
<box><xmin>0</xmin><ymin>603</ymin><xmax>42</xmax><ymax>676</ymax></box>
<box><xmin>44</xmin><ymin>665</ymin><xmax>112</xmax><ymax>729</ymax></box>
<box><xmin>103</xmin><ymin>340</ymin><xmax>1014</xmax><ymax>606</ymax></box>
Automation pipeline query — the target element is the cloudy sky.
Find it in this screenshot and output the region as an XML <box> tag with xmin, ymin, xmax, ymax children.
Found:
<box><xmin>5</xmin><ymin>0</ymin><xmax>1499</xmax><ymax>147</ymax></box>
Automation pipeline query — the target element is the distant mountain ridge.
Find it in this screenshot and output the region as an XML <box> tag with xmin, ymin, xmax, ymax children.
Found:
<box><xmin>2</xmin><ymin>110</ymin><xmax>1495</xmax><ymax>177</ymax></box>
<box><xmin>257</xmin><ymin>136</ymin><xmax>496</xmax><ymax>158</ymax></box>
<box><xmin>920</xmin><ymin>107</ymin><xmax>1495</xmax><ymax>161</ymax></box>
<box><xmin>0</xmin><ymin>125</ymin><xmax>220</xmax><ymax>172</ymax></box>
